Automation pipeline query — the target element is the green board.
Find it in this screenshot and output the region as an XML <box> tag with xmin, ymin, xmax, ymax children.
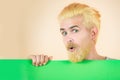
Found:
<box><xmin>0</xmin><ymin>60</ymin><xmax>120</xmax><ymax>80</ymax></box>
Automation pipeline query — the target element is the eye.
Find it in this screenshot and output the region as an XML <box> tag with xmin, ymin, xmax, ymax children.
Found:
<box><xmin>61</xmin><ymin>31</ymin><xmax>67</xmax><ymax>36</ymax></box>
<box><xmin>72</xmin><ymin>29</ymin><xmax>79</xmax><ymax>33</ymax></box>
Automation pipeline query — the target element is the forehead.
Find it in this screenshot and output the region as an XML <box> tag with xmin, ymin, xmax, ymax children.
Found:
<box><xmin>60</xmin><ymin>16</ymin><xmax>83</xmax><ymax>29</ymax></box>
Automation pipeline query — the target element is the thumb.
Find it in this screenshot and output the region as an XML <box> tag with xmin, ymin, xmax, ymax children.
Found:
<box><xmin>48</xmin><ymin>56</ymin><xmax>53</xmax><ymax>60</ymax></box>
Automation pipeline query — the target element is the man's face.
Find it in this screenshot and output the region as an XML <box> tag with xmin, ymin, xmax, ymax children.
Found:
<box><xmin>60</xmin><ymin>16</ymin><xmax>93</xmax><ymax>62</ymax></box>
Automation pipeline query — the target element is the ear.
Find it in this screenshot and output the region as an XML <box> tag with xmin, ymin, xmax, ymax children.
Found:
<box><xmin>90</xmin><ymin>27</ymin><xmax>98</xmax><ymax>41</ymax></box>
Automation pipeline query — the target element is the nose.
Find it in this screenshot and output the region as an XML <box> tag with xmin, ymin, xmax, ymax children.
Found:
<box><xmin>64</xmin><ymin>37</ymin><xmax>74</xmax><ymax>45</ymax></box>
<box><xmin>64</xmin><ymin>36</ymin><xmax>74</xmax><ymax>44</ymax></box>
<box><xmin>69</xmin><ymin>38</ymin><xmax>74</xmax><ymax>43</ymax></box>
<box><xmin>63</xmin><ymin>33</ymin><xmax>74</xmax><ymax>44</ymax></box>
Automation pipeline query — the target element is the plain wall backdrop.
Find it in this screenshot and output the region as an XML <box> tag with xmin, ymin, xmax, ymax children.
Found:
<box><xmin>0</xmin><ymin>0</ymin><xmax>120</xmax><ymax>59</ymax></box>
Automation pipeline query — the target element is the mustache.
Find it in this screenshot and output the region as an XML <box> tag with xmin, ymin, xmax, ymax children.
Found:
<box><xmin>66</xmin><ymin>42</ymin><xmax>78</xmax><ymax>50</ymax></box>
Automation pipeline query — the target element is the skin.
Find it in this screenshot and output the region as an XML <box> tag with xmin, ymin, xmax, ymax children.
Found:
<box><xmin>30</xmin><ymin>54</ymin><xmax>52</xmax><ymax>66</ymax></box>
<box><xmin>30</xmin><ymin>15</ymin><xmax>105</xmax><ymax>66</ymax></box>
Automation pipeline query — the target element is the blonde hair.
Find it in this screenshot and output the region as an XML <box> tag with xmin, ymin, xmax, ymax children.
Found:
<box><xmin>58</xmin><ymin>3</ymin><xmax>101</xmax><ymax>30</ymax></box>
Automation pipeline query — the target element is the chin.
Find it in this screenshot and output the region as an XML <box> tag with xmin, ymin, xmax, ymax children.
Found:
<box><xmin>69</xmin><ymin>58</ymin><xmax>84</xmax><ymax>63</ymax></box>
<box><xmin>68</xmin><ymin>50</ymin><xmax>86</xmax><ymax>63</ymax></box>
<box><xmin>66</xmin><ymin>42</ymin><xmax>91</xmax><ymax>63</ymax></box>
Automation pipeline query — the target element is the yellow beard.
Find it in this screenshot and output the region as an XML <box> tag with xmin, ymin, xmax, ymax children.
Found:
<box><xmin>67</xmin><ymin>43</ymin><xmax>91</xmax><ymax>63</ymax></box>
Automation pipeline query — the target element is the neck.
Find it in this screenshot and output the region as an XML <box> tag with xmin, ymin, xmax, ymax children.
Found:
<box><xmin>85</xmin><ymin>47</ymin><xmax>105</xmax><ymax>60</ymax></box>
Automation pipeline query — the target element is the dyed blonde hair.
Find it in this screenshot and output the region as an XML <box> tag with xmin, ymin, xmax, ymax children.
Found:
<box><xmin>58</xmin><ymin>3</ymin><xmax>101</xmax><ymax>31</ymax></box>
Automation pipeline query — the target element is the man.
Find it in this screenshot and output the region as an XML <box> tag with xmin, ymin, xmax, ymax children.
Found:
<box><xmin>30</xmin><ymin>3</ymin><xmax>110</xmax><ymax>66</ymax></box>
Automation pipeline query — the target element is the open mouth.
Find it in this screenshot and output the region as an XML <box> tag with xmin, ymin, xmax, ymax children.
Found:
<box><xmin>68</xmin><ymin>46</ymin><xmax>75</xmax><ymax>52</ymax></box>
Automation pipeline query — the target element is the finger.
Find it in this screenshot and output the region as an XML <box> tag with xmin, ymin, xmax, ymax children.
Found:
<box><xmin>31</xmin><ymin>55</ymin><xmax>36</xmax><ymax>66</ymax></box>
<box><xmin>39</xmin><ymin>54</ymin><xmax>45</xmax><ymax>66</ymax></box>
<box><xmin>48</xmin><ymin>56</ymin><xmax>53</xmax><ymax>60</ymax></box>
<box><xmin>36</xmin><ymin>55</ymin><xmax>41</xmax><ymax>66</ymax></box>
<box><xmin>43</xmin><ymin>55</ymin><xmax>49</xmax><ymax>65</ymax></box>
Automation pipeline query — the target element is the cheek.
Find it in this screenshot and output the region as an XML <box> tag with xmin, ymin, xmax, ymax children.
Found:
<box><xmin>72</xmin><ymin>35</ymin><xmax>80</xmax><ymax>43</ymax></box>
<box><xmin>62</xmin><ymin>37</ymin><xmax>67</xmax><ymax>45</ymax></box>
<box><xmin>76</xmin><ymin>32</ymin><xmax>91</xmax><ymax>46</ymax></box>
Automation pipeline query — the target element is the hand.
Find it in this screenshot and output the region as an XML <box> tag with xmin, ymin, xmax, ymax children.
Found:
<box><xmin>30</xmin><ymin>54</ymin><xmax>53</xmax><ymax>66</ymax></box>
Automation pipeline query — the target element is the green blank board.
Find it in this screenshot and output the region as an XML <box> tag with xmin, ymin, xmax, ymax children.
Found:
<box><xmin>0</xmin><ymin>60</ymin><xmax>120</xmax><ymax>80</ymax></box>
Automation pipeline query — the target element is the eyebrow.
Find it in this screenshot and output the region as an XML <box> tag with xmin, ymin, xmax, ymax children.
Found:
<box><xmin>69</xmin><ymin>25</ymin><xmax>80</xmax><ymax>29</ymax></box>
<box><xmin>60</xmin><ymin>25</ymin><xmax>80</xmax><ymax>31</ymax></box>
<box><xmin>60</xmin><ymin>28</ymin><xmax>65</xmax><ymax>31</ymax></box>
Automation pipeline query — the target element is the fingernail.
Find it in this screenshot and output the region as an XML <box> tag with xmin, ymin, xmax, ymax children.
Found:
<box><xmin>36</xmin><ymin>65</ymin><xmax>38</xmax><ymax>67</ymax></box>
<box><xmin>43</xmin><ymin>63</ymin><xmax>46</xmax><ymax>65</ymax></box>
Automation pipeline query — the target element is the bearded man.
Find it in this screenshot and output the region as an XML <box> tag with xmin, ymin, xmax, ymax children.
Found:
<box><xmin>30</xmin><ymin>3</ymin><xmax>111</xmax><ymax>66</ymax></box>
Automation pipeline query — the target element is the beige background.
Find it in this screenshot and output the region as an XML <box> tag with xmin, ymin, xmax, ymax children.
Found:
<box><xmin>0</xmin><ymin>0</ymin><xmax>120</xmax><ymax>59</ymax></box>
